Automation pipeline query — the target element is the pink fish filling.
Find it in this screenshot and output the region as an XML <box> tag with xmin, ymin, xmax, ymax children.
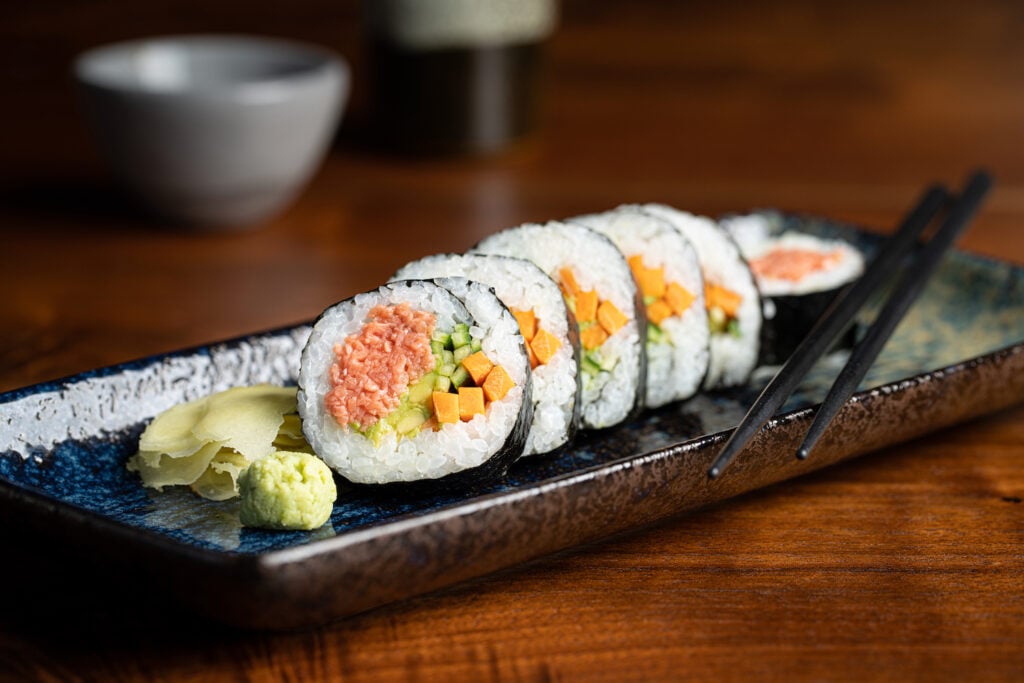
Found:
<box><xmin>749</xmin><ymin>248</ymin><xmax>842</xmax><ymax>282</ymax></box>
<box><xmin>325</xmin><ymin>303</ymin><xmax>436</xmax><ymax>431</ymax></box>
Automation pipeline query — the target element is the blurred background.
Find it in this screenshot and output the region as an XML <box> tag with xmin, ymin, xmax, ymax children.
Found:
<box><xmin>3</xmin><ymin>2</ymin><xmax>1024</xmax><ymax>679</ymax></box>
<box><xmin>2</xmin><ymin>0</ymin><xmax>1023</xmax><ymax>385</ymax></box>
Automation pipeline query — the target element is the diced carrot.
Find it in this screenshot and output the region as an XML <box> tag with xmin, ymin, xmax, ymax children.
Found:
<box><xmin>597</xmin><ymin>300</ymin><xmax>629</xmax><ymax>335</ymax></box>
<box><xmin>461</xmin><ymin>351</ymin><xmax>494</xmax><ymax>386</ymax></box>
<box><xmin>635</xmin><ymin>265</ymin><xmax>666</xmax><ymax>299</ymax></box>
<box><xmin>665</xmin><ymin>281</ymin><xmax>696</xmax><ymax>315</ymax></box>
<box><xmin>432</xmin><ymin>391</ymin><xmax>460</xmax><ymax>424</ymax></box>
<box><xmin>559</xmin><ymin>267</ymin><xmax>581</xmax><ymax>296</ymax></box>
<box><xmin>527</xmin><ymin>341</ymin><xmax>540</xmax><ymax>369</ymax></box>
<box><xmin>575</xmin><ymin>289</ymin><xmax>599</xmax><ymax>323</ymax></box>
<box><xmin>646</xmin><ymin>300</ymin><xmax>673</xmax><ymax>325</ymax></box>
<box><xmin>530</xmin><ymin>328</ymin><xmax>561</xmax><ymax>365</ymax></box>
<box><xmin>627</xmin><ymin>254</ymin><xmax>646</xmax><ymax>275</ymax></box>
<box><xmin>458</xmin><ymin>387</ymin><xmax>485</xmax><ymax>421</ymax></box>
<box><xmin>580</xmin><ymin>323</ymin><xmax>609</xmax><ymax>350</ymax></box>
<box><xmin>512</xmin><ymin>309</ymin><xmax>537</xmax><ymax>341</ymax></box>
<box><xmin>482</xmin><ymin>365</ymin><xmax>516</xmax><ymax>403</ymax></box>
<box><xmin>705</xmin><ymin>283</ymin><xmax>742</xmax><ymax>318</ymax></box>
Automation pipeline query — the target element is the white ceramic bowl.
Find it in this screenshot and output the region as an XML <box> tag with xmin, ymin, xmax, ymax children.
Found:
<box><xmin>75</xmin><ymin>35</ymin><xmax>349</xmax><ymax>228</ymax></box>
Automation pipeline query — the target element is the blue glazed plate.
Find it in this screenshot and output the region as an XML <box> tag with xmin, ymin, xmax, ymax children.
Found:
<box><xmin>2</xmin><ymin>215</ymin><xmax>1024</xmax><ymax>629</ymax></box>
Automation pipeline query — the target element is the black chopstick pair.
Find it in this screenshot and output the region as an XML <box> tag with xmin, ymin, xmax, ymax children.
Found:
<box><xmin>708</xmin><ymin>170</ymin><xmax>993</xmax><ymax>480</ymax></box>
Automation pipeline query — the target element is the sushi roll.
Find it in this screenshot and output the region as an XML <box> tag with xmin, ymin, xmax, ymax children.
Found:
<box><xmin>571</xmin><ymin>206</ymin><xmax>710</xmax><ymax>407</ymax></box>
<box><xmin>722</xmin><ymin>213</ymin><xmax>865</xmax><ymax>365</ymax></box>
<box><xmin>392</xmin><ymin>253</ymin><xmax>581</xmax><ymax>456</ymax></box>
<box><xmin>471</xmin><ymin>221</ymin><xmax>645</xmax><ymax>430</ymax></box>
<box><xmin>641</xmin><ymin>204</ymin><xmax>762</xmax><ymax>389</ymax></box>
<box><xmin>297</xmin><ymin>279</ymin><xmax>532</xmax><ymax>485</ymax></box>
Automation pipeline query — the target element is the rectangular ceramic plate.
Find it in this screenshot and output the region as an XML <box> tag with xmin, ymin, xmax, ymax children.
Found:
<box><xmin>2</xmin><ymin>215</ymin><xmax>1024</xmax><ymax>629</ymax></box>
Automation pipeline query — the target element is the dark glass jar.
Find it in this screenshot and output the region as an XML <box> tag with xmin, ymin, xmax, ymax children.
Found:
<box><xmin>364</xmin><ymin>0</ymin><xmax>556</xmax><ymax>156</ymax></box>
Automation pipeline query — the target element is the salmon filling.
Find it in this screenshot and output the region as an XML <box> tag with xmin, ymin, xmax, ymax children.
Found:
<box><xmin>325</xmin><ymin>304</ymin><xmax>436</xmax><ymax>431</ymax></box>
<box><xmin>749</xmin><ymin>248</ymin><xmax>842</xmax><ymax>282</ymax></box>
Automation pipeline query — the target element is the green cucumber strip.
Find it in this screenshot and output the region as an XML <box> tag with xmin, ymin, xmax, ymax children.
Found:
<box><xmin>432</xmin><ymin>330</ymin><xmax>452</xmax><ymax>349</ymax></box>
<box><xmin>451</xmin><ymin>324</ymin><xmax>471</xmax><ymax>348</ymax></box>
<box><xmin>451</xmin><ymin>365</ymin><xmax>471</xmax><ymax>388</ymax></box>
<box><xmin>434</xmin><ymin>374</ymin><xmax>452</xmax><ymax>392</ymax></box>
<box><xmin>453</xmin><ymin>345</ymin><xmax>472</xmax><ymax>363</ymax></box>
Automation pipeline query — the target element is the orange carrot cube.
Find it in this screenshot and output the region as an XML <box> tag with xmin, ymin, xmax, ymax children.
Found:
<box><xmin>580</xmin><ymin>323</ymin><xmax>609</xmax><ymax>350</ymax></box>
<box><xmin>559</xmin><ymin>267</ymin><xmax>581</xmax><ymax>296</ymax></box>
<box><xmin>530</xmin><ymin>328</ymin><xmax>561</xmax><ymax>365</ymax></box>
<box><xmin>597</xmin><ymin>300</ymin><xmax>629</xmax><ymax>335</ymax></box>
<box><xmin>482</xmin><ymin>365</ymin><xmax>516</xmax><ymax>403</ymax></box>
<box><xmin>527</xmin><ymin>342</ymin><xmax>540</xmax><ymax>369</ymax></box>
<box><xmin>665</xmin><ymin>281</ymin><xmax>696</xmax><ymax>315</ymax></box>
<box><xmin>705</xmin><ymin>283</ymin><xmax>742</xmax><ymax>318</ymax></box>
<box><xmin>646</xmin><ymin>300</ymin><xmax>673</xmax><ymax>325</ymax></box>
<box><xmin>627</xmin><ymin>255</ymin><xmax>646</xmax><ymax>276</ymax></box>
<box><xmin>512</xmin><ymin>309</ymin><xmax>537</xmax><ymax>341</ymax></box>
<box><xmin>575</xmin><ymin>289</ymin><xmax>599</xmax><ymax>323</ymax></box>
<box><xmin>458</xmin><ymin>387</ymin><xmax>485</xmax><ymax>421</ymax></box>
<box><xmin>461</xmin><ymin>351</ymin><xmax>494</xmax><ymax>386</ymax></box>
<box><xmin>636</xmin><ymin>265</ymin><xmax>666</xmax><ymax>299</ymax></box>
<box><xmin>432</xmin><ymin>391</ymin><xmax>460</xmax><ymax>424</ymax></box>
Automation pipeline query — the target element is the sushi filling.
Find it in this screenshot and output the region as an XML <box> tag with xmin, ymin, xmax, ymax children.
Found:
<box><xmin>326</xmin><ymin>304</ymin><xmax>515</xmax><ymax>446</ymax></box>
<box><xmin>627</xmin><ymin>255</ymin><xmax>697</xmax><ymax>347</ymax></box>
<box><xmin>748</xmin><ymin>247</ymin><xmax>844</xmax><ymax>283</ymax></box>
<box><xmin>511</xmin><ymin>308</ymin><xmax>563</xmax><ymax>369</ymax></box>
<box><xmin>704</xmin><ymin>282</ymin><xmax>743</xmax><ymax>338</ymax></box>
<box><xmin>558</xmin><ymin>267</ymin><xmax>629</xmax><ymax>383</ymax></box>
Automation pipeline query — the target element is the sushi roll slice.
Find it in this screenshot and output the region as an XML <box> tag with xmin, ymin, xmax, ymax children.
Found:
<box><xmin>641</xmin><ymin>204</ymin><xmax>762</xmax><ymax>389</ymax></box>
<box><xmin>297</xmin><ymin>279</ymin><xmax>532</xmax><ymax>485</ymax></box>
<box><xmin>571</xmin><ymin>206</ymin><xmax>710</xmax><ymax>407</ymax></box>
<box><xmin>392</xmin><ymin>253</ymin><xmax>581</xmax><ymax>456</ymax></box>
<box><xmin>471</xmin><ymin>221</ymin><xmax>645</xmax><ymax>430</ymax></box>
<box><xmin>722</xmin><ymin>213</ymin><xmax>865</xmax><ymax>365</ymax></box>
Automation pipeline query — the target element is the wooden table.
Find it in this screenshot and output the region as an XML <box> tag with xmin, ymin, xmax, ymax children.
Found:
<box><xmin>2</xmin><ymin>1</ymin><xmax>1022</xmax><ymax>680</ymax></box>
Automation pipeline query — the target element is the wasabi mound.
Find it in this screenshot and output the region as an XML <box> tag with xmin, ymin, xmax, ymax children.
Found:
<box><xmin>238</xmin><ymin>451</ymin><xmax>337</xmax><ymax>530</ymax></box>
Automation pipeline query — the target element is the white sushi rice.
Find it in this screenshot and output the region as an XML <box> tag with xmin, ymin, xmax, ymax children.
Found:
<box><xmin>722</xmin><ymin>214</ymin><xmax>865</xmax><ymax>297</ymax></box>
<box><xmin>472</xmin><ymin>221</ymin><xmax>643</xmax><ymax>429</ymax></box>
<box><xmin>572</xmin><ymin>206</ymin><xmax>710</xmax><ymax>407</ymax></box>
<box><xmin>392</xmin><ymin>254</ymin><xmax>579</xmax><ymax>455</ymax></box>
<box><xmin>297</xmin><ymin>280</ymin><xmax>527</xmax><ymax>484</ymax></box>
<box><xmin>642</xmin><ymin>204</ymin><xmax>761</xmax><ymax>389</ymax></box>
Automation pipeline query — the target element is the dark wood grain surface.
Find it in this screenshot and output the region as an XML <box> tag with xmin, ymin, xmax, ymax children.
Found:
<box><xmin>2</xmin><ymin>1</ymin><xmax>1023</xmax><ymax>681</ymax></box>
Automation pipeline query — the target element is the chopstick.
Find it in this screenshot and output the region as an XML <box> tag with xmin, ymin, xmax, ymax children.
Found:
<box><xmin>706</xmin><ymin>182</ymin><xmax>952</xmax><ymax>480</ymax></box>
<box><xmin>795</xmin><ymin>170</ymin><xmax>993</xmax><ymax>460</ymax></box>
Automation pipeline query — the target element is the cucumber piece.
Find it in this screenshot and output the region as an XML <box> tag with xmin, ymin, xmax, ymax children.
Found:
<box><xmin>432</xmin><ymin>330</ymin><xmax>453</xmax><ymax>350</ymax></box>
<box><xmin>430</xmin><ymin>340</ymin><xmax>445</xmax><ymax>357</ymax></box>
<box><xmin>453</xmin><ymin>344</ymin><xmax>472</xmax><ymax>363</ymax></box>
<box><xmin>726</xmin><ymin>319</ymin><xmax>742</xmax><ymax>338</ymax></box>
<box><xmin>451</xmin><ymin>365</ymin><xmax>471</xmax><ymax>388</ymax></box>
<box><xmin>580</xmin><ymin>354</ymin><xmax>602</xmax><ymax>378</ymax></box>
<box><xmin>708</xmin><ymin>306</ymin><xmax>727</xmax><ymax>334</ymax></box>
<box><xmin>451</xmin><ymin>324</ymin><xmax>471</xmax><ymax>348</ymax></box>
<box><xmin>395</xmin><ymin>406</ymin><xmax>430</xmax><ymax>435</ymax></box>
<box><xmin>470</xmin><ymin>338</ymin><xmax>483</xmax><ymax>353</ymax></box>
<box><xmin>407</xmin><ymin>372</ymin><xmax>436</xmax><ymax>405</ymax></box>
<box><xmin>439</xmin><ymin>363</ymin><xmax>456</xmax><ymax>378</ymax></box>
<box><xmin>643</xmin><ymin>295</ymin><xmax>658</xmax><ymax>306</ymax></box>
<box><xmin>647</xmin><ymin>323</ymin><xmax>665</xmax><ymax>345</ymax></box>
<box><xmin>364</xmin><ymin>420</ymin><xmax>390</xmax><ymax>447</ymax></box>
<box><xmin>434</xmin><ymin>374</ymin><xmax>452</xmax><ymax>392</ymax></box>
<box><xmin>441</xmin><ymin>349</ymin><xmax>455</xmax><ymax>366</ymax></box>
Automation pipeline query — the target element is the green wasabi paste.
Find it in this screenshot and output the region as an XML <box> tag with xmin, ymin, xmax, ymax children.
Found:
<box><xmin>238</xmin><ymin>451</ymin><xmax>336</xmax><ymax>530</ymax></box>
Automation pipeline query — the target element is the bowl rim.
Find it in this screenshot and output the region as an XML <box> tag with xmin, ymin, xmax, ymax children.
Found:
<box><xmin>73</xmin><ymin>33</ymin><xmax>348</xmax><ymax>101</ymax></box>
